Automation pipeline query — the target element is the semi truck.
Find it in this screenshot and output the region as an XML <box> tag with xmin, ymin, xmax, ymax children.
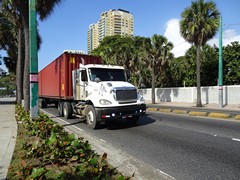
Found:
<box><xmin>39</xmin><ymin>51</ymin><xmax>146</xmax><ymax>129</ymax></box>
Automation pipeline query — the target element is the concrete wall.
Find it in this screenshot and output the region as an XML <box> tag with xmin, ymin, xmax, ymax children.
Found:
<box><xmin>139</xmin><ymin>85</ymin><xmax>240</xmax><ymax>105</ymax></box>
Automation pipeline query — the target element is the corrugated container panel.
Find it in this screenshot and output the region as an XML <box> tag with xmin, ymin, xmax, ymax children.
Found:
<box><xmin>39</xmin><ymin>56</ymin><xmax>61</xmax><ymax>97</ymax></box>
<box><xmin>39</xmin><ymin>52</ymin><xmax>101</xmax><ymax>99</ymax></box>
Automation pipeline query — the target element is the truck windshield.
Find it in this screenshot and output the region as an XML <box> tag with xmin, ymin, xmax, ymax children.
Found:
<box><xmin>89</xmin><ymin>68</ymin><xmax>126</xmax><ymax>82</ymax></box>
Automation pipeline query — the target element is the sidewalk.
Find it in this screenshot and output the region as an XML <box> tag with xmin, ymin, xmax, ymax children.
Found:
<box><xmin>0</xmin><ymin>97</ymin><xmax>17</xmax><ymax>180</ymax></box>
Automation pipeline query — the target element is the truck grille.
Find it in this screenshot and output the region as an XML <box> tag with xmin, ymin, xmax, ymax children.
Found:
<box><xmin>114</xmin><ymin>88</ymin><xmax>137</xmax><ymax>103</ymax></box>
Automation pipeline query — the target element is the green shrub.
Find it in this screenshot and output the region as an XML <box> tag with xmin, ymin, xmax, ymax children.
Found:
<box><xmin>10</xmin><ymin>106</ymin><xmax>128</xmax><ymax>179</ymax></box>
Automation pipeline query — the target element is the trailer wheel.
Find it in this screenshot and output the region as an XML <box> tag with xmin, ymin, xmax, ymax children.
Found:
<box><xmin>39</xmin><ymin>98</ymin><xmax>47</xmax><ymax>108</ymax></box>
<box><xmin>63</xmin><ymin>102</ymin><xmax>73</xmax><ymax>119</ymax></box>
<box><xmin>58</xmin><ymin>102</ymin><xmax>64</xmax><ymax>117</ymax></box>
<box><xmin>86</xmin><ymin>105</ymin><xmax>98</xmax><ymax>129</ymax></box>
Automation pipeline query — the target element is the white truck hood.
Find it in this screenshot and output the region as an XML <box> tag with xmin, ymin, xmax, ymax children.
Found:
<box><xmin>102</xmin><ymin>81</ymin><xmax>135</xmax><ymax>90</ymax></box>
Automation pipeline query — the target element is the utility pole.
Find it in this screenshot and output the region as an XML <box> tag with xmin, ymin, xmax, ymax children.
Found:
<box><xmin>29</xmin><ymin>0</ymin><xmax>39</xmax><ymax>118</ymax></box>
<box><xmin>218</xmin><ymin>16</ymin><xmax>223</xmax><ymax>108</ymax></box>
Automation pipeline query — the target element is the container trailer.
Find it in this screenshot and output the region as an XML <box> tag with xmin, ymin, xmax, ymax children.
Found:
<box><xmin>39</xmin><ymin>50</ymin><xmax>146</xmax><ymax>129</ymax></box>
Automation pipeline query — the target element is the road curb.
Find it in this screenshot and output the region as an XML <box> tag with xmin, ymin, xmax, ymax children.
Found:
<box><xmin>188</xmin><ymin>111</ymin><xmax>207</xmax><ymax>117</ymax></box>
<box><xmin>158</xmin><ymin>109</ymin><xmax>171</xmax><ymax>113</ymax></box>
<box><xmin>234</xmin><ymin>115</ymin><xmax>240</xmax><ymax>120</ymax></box>
<box><xmin>208</xmin><ymin>112</ymin><xmax>231</xmax><ymax>119</ymax></box>
<box><xmin>172</xmin><ymin>110</ymin><xmax>188</xmax><ymax>114</ymax></box>
<box><xmin>146</xmin><ymin>107</ymin><xmax>240</xmax><ymax>121</ymax></box>
<box><xmin>147</xmin><ymin>107</ymin><xmax>158</xmax><ymax>112</ymax></box>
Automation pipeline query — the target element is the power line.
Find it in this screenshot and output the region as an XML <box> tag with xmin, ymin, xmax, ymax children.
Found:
<box><xmin>222</xmin><ymin>23</ymin><xmax>240</xmax><ymax>30</ymax></box>
<box><xmin>174</xmin><ymin>40</ymin><xmax>188</xmax><ymax>47</ymax></box>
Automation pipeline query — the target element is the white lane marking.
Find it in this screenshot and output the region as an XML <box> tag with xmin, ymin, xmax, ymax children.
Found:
<box><xmin>72</xmin><ymin>125</ymin><xmax>85</xmax><ymax>132</ymax></box>
<box><xmin>157</xmin><ymin>169</ymin><xmax>175</xmax><ymax>179</ymax></box>
<box><xmin>232</xmin><ymin>138</ymin><xmax>240</xmax><ymax>142</ymax></box>
<box><xmin>40</xmin><ymin>109</ymin><xmax>85</xmax><ymax>132</ymax></box>
<box><xmin>214</xmin><ymin>135</ymin><xmax>217</xmax><ymax>137</ymax></box>
<box><xmin>100</xmin><ymin>139</ymin><xmax>107</xmax><ymax>143</ymax></box>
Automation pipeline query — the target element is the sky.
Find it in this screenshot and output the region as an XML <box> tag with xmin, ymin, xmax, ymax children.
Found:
<box><xmin>1</xmin><ymin>0</ymin><xmax>240</xmax><ymax>72</ymax></box>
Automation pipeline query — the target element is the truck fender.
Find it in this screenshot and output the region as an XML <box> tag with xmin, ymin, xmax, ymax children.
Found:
<box><xmin>85</xmin><ymin>94</ymin><xmax>102</xmax><ymax>107</ymax></box>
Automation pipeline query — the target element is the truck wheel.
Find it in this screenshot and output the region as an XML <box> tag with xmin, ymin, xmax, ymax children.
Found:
<box><xmin>63</xmin><ymin>102</ymin><xmax>73</xmax><ymax>119</ymax></box>
<box><xmin>58</xmin><ymin>102</ymin><xmax>64</xmax><ymax>117</ymax></box>
<box><xmin>39</xmin><ymin>98</ymin><xmax>47</xmax><ymax>108</ymax></box>
<box><xmin>86</xmin><ymin>105</ymin><xmax>98</xmax><ymax>129</ymax></box>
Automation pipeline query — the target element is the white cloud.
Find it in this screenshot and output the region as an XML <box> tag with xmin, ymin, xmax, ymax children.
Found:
<box><xmin>164</xmin><ymin>19</ymin><xmax>191</xmax><ymax>57</ymax></box>
<box><xmin>164</xmin><ymin>19</ymin><xmax>240</xmax><ymax>57</ymax></box>
<box><xmin>208</xmin><ymin>29</ymin><xmax>240</xmax><ymax>47</ymax></box>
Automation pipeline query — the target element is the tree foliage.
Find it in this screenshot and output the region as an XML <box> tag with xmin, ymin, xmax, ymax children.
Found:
<box><xmin>163</xmin><ymin>42</ymin><xmax>240</xmax><ymax>87</ymax></box>
<box><xmin>91</xmin><ymin>35</ymin><xmax>135</xmax><ymax>68</ymax></box>
<box><xmin>0</xmin><ymin>11</ymin><xmax>18</xmax><ymax>73</ymax></box>
<box><xmin>222</xmin><ymin>41</ymin><xmax>240</xmax><ymax>85</ymax></box>
<box><xmin>0</xmin><ymin>73</ymin><xmax>16</xmax><ymax>97</ymax></box>
<box><xmin>176</xmin><ymin>45</ymin><xmax>218</xmax><ymax>87</ymax></box>
<box><xmin>168</xmin><ymin>56</ymin><xmax>188</xmax><ymax>87</ymax></box>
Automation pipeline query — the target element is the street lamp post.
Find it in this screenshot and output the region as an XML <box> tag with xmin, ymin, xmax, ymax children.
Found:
<box><xmin>218</xmin><ymin>16</ymin><xmax>223</xmax><ymax>108</ymax></box>
<box><xmin>29</xmin><ymin>0</ymin><xmax>39</xmax><ymax>118</ymax></box>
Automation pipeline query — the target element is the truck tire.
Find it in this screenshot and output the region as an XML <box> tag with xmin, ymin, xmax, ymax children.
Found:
<box><xmin>85</xmin><ymin>105</ymin><xmax>98</xmax><ymax>129</ymax></box>
<box><xmin>63</xmin><ymin>102</ymin><xmax>73</xmax><ymax>119</ymax></box>
<box><xmin>58</xmin><ymin>102</ymin><xmax>64</xmax><ymax>117</ymax></box>
<box><xmin>39</xmin><ymin>98</ymin><xmax>47</xmax><ymax>108</ymax></box>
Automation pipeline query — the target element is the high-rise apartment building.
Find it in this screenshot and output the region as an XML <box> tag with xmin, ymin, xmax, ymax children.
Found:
<box><xmin>88</xmin><ymin>9</ymin><xmax>134</xmax><ymax>53</ymax></box>
<box><xmin>88</xmin><ymin>23</ymin><xmax>99</xmax><ymax>53</ymax></box>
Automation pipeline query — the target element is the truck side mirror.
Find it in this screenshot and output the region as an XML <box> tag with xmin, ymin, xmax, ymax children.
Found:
<box><xmin>81</xmin><ymin>70</ymin><xmax>88</xmax><ymax>82</ymax></box>
<box><xmin>126</xmin><ymin>69</ymin><xmax>131</xmax><ymax>81</ymax></box>
<box><xmin>95</xmin><ymin>77</ymin><xmax>101</xmax><ymax>83</ymax></box>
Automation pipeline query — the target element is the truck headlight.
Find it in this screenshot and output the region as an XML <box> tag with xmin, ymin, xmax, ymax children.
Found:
<box><xmin>99</xmin><ymin>99</ymin><xmax>112</xmax><ymax>105</ymax></box>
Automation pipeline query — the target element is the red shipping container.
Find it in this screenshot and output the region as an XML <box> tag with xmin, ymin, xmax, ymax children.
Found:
<box><xmin>39</xmin><ymin>52</ymin><xmax>101</xmax><ymax>100</ymax></box>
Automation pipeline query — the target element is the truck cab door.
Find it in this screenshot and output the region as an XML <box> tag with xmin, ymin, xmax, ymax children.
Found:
<box><xmin>79</xmin><ymin>69</ymin><xmax>88</xmax><ymax>100</ymax></box>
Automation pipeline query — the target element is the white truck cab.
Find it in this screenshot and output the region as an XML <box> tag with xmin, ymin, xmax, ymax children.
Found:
<box><xmin>72</xmin><ymin>64</ymin><xmax>146</xmax><ymax>129</ymax></box>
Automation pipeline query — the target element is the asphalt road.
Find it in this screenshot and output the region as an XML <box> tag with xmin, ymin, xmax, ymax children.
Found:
<box><xmin>42</xmin><ymin>107</ymin><xmax>240</xmax><ymax>180</ymax></box>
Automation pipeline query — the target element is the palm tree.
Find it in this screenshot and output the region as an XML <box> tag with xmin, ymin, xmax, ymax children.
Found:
<box><xmin>136</xmin><ymin>37</ymin><xmax>151</xmax><ymax>87</ymax></box>
<box><xmin>151</xmin><ymin>35</ymin><xmax>173</xmax><ymax>104</ymax></box>
<box><xmin>16</xmin><ymin>27</ymin><xmax>24</xmax><ymax>104</ymax></box>
<box><xmin>131</xmin><ymin>36</ymin><xmax>149</xmax><ymax>86</ymax></box>
<box><xmin>180</xmin><ymin>0</ymin><xmax>220</xmax><ymax>107</ymax></box>
<box><xmin>142</xmin><ymin>34</ymin><xmax>173</xmax><ymax>104</ymax></box>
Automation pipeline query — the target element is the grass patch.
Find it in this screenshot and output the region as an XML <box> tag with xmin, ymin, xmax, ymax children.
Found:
<box><xmin>7</xmin><ymin>105</ymin><xmax>129</xmax><ymax>180</ymax></box>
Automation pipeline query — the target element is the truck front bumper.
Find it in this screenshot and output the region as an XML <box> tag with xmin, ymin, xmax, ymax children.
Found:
<box><xmin>95</xmin><ymin>104</ymin><xmax>146</xmax><ymax>121</ymax></box>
